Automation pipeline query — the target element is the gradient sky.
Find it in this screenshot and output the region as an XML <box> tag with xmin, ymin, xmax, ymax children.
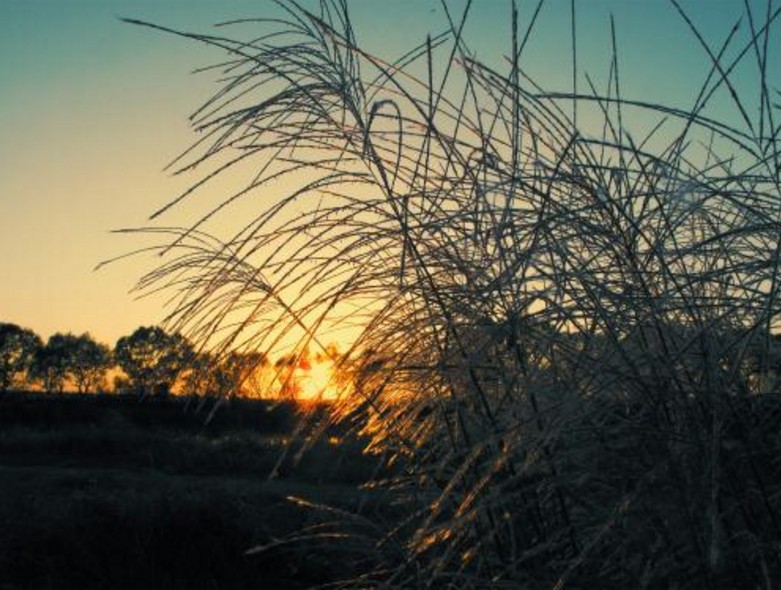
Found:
<box><xmin>1</xmin><ymin>0</ymin><xmax>775</xmax><ymax>348</ymax></box>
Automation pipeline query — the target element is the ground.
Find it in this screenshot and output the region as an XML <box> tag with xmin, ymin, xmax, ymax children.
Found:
<box><xmin>0</xmin><ymin>392</ymin><xmax>385</xmax><ymax>589</ymax></box>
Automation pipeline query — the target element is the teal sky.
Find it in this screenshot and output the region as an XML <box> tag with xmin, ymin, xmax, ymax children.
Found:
<box><xmin>1</xmin><ymin>0</ymin><xmax>776</xmax><ymax>347</ymax></box>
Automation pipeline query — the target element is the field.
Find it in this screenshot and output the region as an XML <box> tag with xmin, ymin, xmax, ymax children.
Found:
<box><xmin>3</xmin><ymin>1</ymin><xmax>780</xmax><ymax>586</ymax></box>
<box><xmin>0</xmin><ymin>392</ymin><xmax>386</xmax><ymax>589</ymax></box>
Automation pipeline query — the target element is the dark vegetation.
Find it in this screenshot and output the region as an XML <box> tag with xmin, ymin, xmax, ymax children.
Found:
<box><xmin>42</xmin><ymin>0</ymin><xmax>781</xmax><ymax>587</ymax></box>
<box><xmin>0</xmin><ymin>392</ymin><xmax>386</xmax><ymax>589</ymax></box>
<box><xmin>0</xmin><ymin>322</ymin><xmax>191</xmax><ymax>397</ymax></box>
<box><xmin>0</xmin><ymin>322</ymin><xmax>291</xmax><ymax>400</ymax></box>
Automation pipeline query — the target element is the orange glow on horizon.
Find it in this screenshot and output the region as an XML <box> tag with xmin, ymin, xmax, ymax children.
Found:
<box><xmin>266</xmin><ymin>342</ymin><xmax>351</xmax><ymax>402</ymax></box>
<box><xmin>291</xmin><ymin>347</ymin><xmax>348</xmax><ymax>402</ymax></box>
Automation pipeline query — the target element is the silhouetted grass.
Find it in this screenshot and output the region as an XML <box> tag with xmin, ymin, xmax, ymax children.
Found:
<box><xmin>122</xmin><ymin>1</ymin><xmax>781</xmax><ymax>587</ymax></box>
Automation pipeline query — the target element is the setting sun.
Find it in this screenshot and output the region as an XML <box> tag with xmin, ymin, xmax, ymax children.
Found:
<box><xmin>273</xmin><ymin>345</ymin><xmax>348</xmax><ymax>402</ymax></box>
<box><xmin>297</xmin><ymin>358</ymin><xmax>337</xmax><ymax>401</ymax></box>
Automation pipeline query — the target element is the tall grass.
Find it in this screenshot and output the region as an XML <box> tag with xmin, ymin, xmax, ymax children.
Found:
<box><xmin>126</xmin><ymin>1</ymin><xmax>781</xmax><ymax>587</ymax></box>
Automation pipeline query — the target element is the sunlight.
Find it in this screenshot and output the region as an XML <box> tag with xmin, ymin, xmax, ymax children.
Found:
<box><xmin>294</xmin><ymin>351</ymin><xmax>342</xmax><ymax>402</ymax></box>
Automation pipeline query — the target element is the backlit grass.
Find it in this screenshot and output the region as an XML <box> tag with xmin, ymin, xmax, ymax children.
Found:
<box><xmin>124</xmin><ymin>1</ymin><xmax>781</xmax><ymax>587</ymax></box>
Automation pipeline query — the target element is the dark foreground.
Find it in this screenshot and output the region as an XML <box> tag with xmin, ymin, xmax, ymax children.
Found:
<box><xmin>0</xmin><ymin>392</ymin><xmax>383</xmax><ymax>589</ymax></box>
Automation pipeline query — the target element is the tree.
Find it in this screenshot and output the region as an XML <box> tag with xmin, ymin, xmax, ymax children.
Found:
<box><xmin>31</xmin><ymin>332</ymin><xmax>111</xmax><ymax>394</ymax></box>
<box><xmin>213</xmin><ymin>351</ymin><xmax>268</xmax><ymax>398</ymax></box>
<box><xmin>70</xmin><ymin>333</ymin><xmax>112</xmax><ymax>393</ymax></box>
<box><xmin>235</xmin><ymin>351</ymin><xmax>271</xmax><ymax>398</ymax></box>
<box><xmin>31</xmin><ymin>333</ymin><xmax>73</xmax><ymax>393</ymax></box>
<box><xmin>180</xmin><ymin>350</ymin><xmax>215</xmax><ymax>396</ymax></box>
<box><xmin>114</xmin><ymin>326</ymin><xmax>193</xmax><ymax>397</ymax></box>
<box><xmin>0</xmin><ymin>323</ymin><xmax>42</xmax><ymax>392</ymax></box>
<box><xmin>182</xmin><ymin>350</ymin><xmax>269</xmax><ymax>397</ymax></box>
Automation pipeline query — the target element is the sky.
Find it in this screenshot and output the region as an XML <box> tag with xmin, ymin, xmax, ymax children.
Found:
<box><xmin>1</xmin><ymin>0</ymin><xmax>776</xmax><ymax>348</ymax></box>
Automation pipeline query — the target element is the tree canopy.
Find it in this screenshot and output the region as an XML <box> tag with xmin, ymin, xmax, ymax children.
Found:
<box><xmin>0</xmin><ymin>323</ymin><xmax>42</xmax><ymax>392</ymax></box>
<box><xmin>31</xmin><ymin>332</ymin><xmax>112</xmax><ymax>394</ymax></box>
<box><xmin>114</xmin><ymin>326</ymin><xmax>193</xmax><ymax>397</ymax></box>
<box><xmin>31</xmin><ymin>333</ymin><xmax>73</xmax><ymax>393</ymax></box>
<box><xmin>70</xmin><ymin>334</ymin><xmax>112</xmax><ymax>393</ymax></box>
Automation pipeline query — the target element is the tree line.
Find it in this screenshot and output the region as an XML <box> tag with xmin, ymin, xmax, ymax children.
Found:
<box><xmin>0</xmin><ymin>322</ymin><xmax>271</xmax><ymax>398</ymax></box>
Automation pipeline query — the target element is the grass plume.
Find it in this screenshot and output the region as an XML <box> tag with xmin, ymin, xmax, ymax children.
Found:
<box><xmin>126</xmin><ymin>1</ymin><xmax>781</xmax><ymax>586</ymax></box>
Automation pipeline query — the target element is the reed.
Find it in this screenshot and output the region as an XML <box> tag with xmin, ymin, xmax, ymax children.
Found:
<box><xmin>126</xmin><ymin>1</ymin><xmax>781</xmax><ymax>586</ymax></box>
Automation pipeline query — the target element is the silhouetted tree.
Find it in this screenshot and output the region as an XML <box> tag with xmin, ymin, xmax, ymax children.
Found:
<box><xmin>182</xmin><ymin>350</ymin><xmax>269</xmax><ymax>397</ymax></box>
<box><xmin>0</xmin><ymin>323</ymin><xmax>42</xmax><ymax>392</ymax></box>
<box><xmin>113</xmin><ymin>374</ymin><xmax>132</xmax><ymax>394</ymax></box>
<box><xmin>31</xmin><ymin>332</ymin><xmax>111</xmax><ymax>394</ymax></box>
<box><xmin>236</xmin><ymin>351</ymin><xmax>271</xmax><ymax>398</ymax></box>
<box><xmin>114</xmin><ymin>326</ymin><xmax>193</xmax><ymax>397</ymax></box>
<box><xmin>181</xmin><ymin>350</ymin><xmax>214</xmax><ymax>396</ymax></box>
<box><xmin>70</xmin><ymin>333</ymin><xmax>111</xmax><ymax>393</ymax></box>
<box><xmin>214</xmin><ymin>351</ymin><xmax>268</xmax><ymax>398</ymax></box>
<box><xmin>31</xmin><ymin>333</ymin><xmax>73</xmax><ymax>393</ymax></box>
